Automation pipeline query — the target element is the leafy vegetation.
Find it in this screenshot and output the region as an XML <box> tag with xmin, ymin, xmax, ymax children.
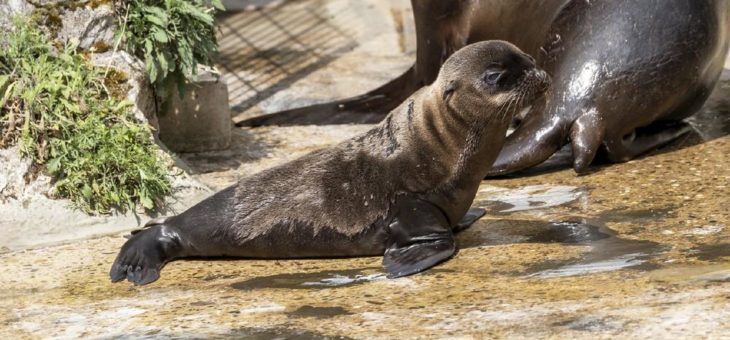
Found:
<box><xmin>0</xmin><ymin>17</ymin><xmax>171</xmax><ymax>214</ymax></box>
<box><xmin>115</xmin><ymin>0</ymin><xmax>224</xmax><ymax>88</ymax></box>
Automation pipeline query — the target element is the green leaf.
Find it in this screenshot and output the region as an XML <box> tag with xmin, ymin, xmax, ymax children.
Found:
<box><xmin>178</xmin><ymin>2</ymin><xmax>215</xmax><ymax>26</ymax></box>
<box><xmin>210</xmin><ymin>0</ymin><xmax>225</xmax><ymax>11</ymax></box>
<box><xmin>152</xmin><ymin>28</ymin><xmax>169</xmax><ymax>43</ymax></box>
<box><xmin>142</xmin><ymin>6</ymin><xmax>169</xmax><ymax>22</ymax></box>
<box><xmin>144</xmin><ymin>39</ymin><xmax>154</xmax><ymax>57</ymax></box>
<box><xmin>145</xmin><ymin>13</ymin><xmax>167</xmax><ymax>27</ymax></box>
<box><xmin>0</xmin><ymin>75</ymin><xmax>10</xmax><ymax>91</ymax></box>
<box><xmin>140</xmin><ymin>192</ymin><xmax>154</xmax><ymax>209</ymax></box>
<box><xmin>47</xmin><ymin>157</ymin><xmax>61</xmax><ymax>174</ymax></box>
<box><xmin>147</xmin><ymin>58</ymin><xmax>159</xmax><ymax>83</ymax></box>
<box><xmin>157</xmin><ymin>51</ymin><xmax>169</xmax><ymax>78</ymax></box>
<box><xmin>0</xmin><ymin>77</ymin><xmax>15</xmax><ymax>109</ymax></box>
<box><xmin>82</xmin><ymin>184</ymin><xmax>93</xmax><ymax>199</ymax></box>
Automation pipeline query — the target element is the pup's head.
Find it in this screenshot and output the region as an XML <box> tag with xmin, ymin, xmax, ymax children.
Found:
<box><xmin>435</xmin><ymin>40</ymin><xmax>550</xmax><ymax>124</ymax></box>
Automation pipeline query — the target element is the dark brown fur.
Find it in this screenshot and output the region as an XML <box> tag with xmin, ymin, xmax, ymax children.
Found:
<box><xmin>110</xmin><ymin>41</ymin><xmax>550</xmax><ymax>285</ymax></box>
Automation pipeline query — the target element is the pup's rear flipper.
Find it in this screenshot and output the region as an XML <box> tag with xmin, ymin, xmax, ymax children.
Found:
<box><xmin>383</xmin><ymin>198</ymin><xmax>456</xmax><ymax>278</ymax></box>
<box><xmin>109</xmin><ymin>225</ymin><xmax>182</xmax><ymax>285</ymax></box>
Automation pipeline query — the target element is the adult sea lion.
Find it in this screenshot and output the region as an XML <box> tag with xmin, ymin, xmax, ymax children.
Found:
<box><xmin>110</xmin><ymin>41</ymin><xmax>550</xmax><ymax>285</ymax></box>
<box><xmin>238</xmin><ymin>0</ymin><xmax>730</xmax><ymax>175</ymax></box>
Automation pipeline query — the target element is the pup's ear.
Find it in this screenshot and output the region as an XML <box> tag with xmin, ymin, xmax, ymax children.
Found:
<box><xmin>443</xmin><ymin>81</ymin><xmax>458</xmax><ymax>101</ymax></box>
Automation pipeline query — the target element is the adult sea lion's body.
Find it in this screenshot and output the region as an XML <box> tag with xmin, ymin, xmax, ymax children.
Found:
<box><xmin>110</xmin><ymin>41</ymin><xmax>550</xmax><ymax>285</ymax></box>
<box><xmin>239</xmin><ymin>0</ymin><xmax>730</xmax><ymax>174</ymax></box>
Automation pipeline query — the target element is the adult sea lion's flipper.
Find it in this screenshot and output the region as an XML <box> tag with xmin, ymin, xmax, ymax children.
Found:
<box><xmin>569</xmin><ymin>110</ymin><xmax>606</xmax><ymax>174</ymax></box>
<box><xmin>603</xmin><ymin>121</ymin><xmax>692</xmax><ymax>164</ymax></box>
<box><xmin>383</xmin><ymin>198</ymin><xmax>456</xmax><ymax>278</ymax></box>
<box><xmin>235</xmin><ymin>68</ymin><xmax>419</xmax><ymax>127</ymax></box>
<box><xmin>485</xmin><ymin>106</ymin><xmax>569</xmax><ymax>177</ymax></box>
<box><xmin>454</xmin><ymin>208</ymin><xmax>486</xmax><ymax>233</ymax></box>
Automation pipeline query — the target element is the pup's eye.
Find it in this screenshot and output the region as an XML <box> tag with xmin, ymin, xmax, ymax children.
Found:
<box><xmin>484</xmin><ymin>69</ymin><xmax>505</xmax><ymax>85</ymax></box>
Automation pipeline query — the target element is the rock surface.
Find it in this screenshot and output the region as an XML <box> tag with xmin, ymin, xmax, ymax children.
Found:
<box><xmin>1</xmin><ymin>0</ymin><xmax>730</xmax><ymax>338</ymax></box>
<box><xmin>56</xmin><ymin>3</ymin><xmax>116</xmax><ymax>50</ymax></box>
<box><xmin>1</xmin><ymin>135</ymin><xmax>728</xmax><ymax>338</ymax></box>
<box><xmin>90</xmin><ymin>50</ymin><xmax>159</xmax><ymax>130</ymax></box>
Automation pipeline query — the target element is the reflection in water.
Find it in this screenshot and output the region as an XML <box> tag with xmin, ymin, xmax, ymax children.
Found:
<box><xmin>528</xmin><ymin>252</ymin><xmax>648</xmax><ymax>278</ymax></box>
<box><xmin>689</xmin><ymin>244</ymin><xmax>730</xmax><ymax>262</ymax></box>
<box><xmin>473</xmin><ymin>180</ymin><xmax>673</xmax><ymax>278</ymax></box>
<box><xmin>463</xmin><ymin>219</ymin><xmax>610</xmax><ymax>246</ymax></box>
<box><xmin>287</xmin><ymin>305</ymin><xmax>353</xmax><ymax>319</ymax></box>
<box><xmin>595</xmin><ymin>207</ymin><xmax>676</xmax><ymax>223</ymax></box>
<box><xmin>522</xmin><ymin>221</ymin><xmax>663</xmax><ymax>278</ymax></box>
<box><xmin>462</xmin><ymin>219</ymin><xmax>663</xmax><ymax>278</ymax></box>
<box><xmin>231</xmin><ymin>268</ymin><xmax>384</xmax><ymax>290</ymax></box>
<box><xmin>478</xmin><ymin>185</ymin><xmax>588</xmax><ymax>214</ymax></box>
<box><xmin>227</xmin><ymin>326</ymin><xmax>354</xmax><ymax>340</ymax></box>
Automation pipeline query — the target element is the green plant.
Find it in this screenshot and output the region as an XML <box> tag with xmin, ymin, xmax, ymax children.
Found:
<box><xmin>0</xmin><ymin>17</ymin><xmax>171</xmax><ymax>214</ymax></box>
<box><xmin>116</xmin><ymin>0</ymin><xmax>224</xmax><ymax>87</ymax></box>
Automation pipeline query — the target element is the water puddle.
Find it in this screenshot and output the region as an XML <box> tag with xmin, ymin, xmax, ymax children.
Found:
<box><xmin>593</xmin><ymin>207</ymin><xmax>676</xmax><ymax>223</ymax></box>
<box><xmin>227</xmin><ymin>327</ymin><xmax>354</xmax><ymax>340</ymax></box>
<box><xmin>287</xmin><ymin>305</ymin><xmax>353</xmax><ymax>319</ymax></box>
<box><xmin>464</xmin><ymin>219</ymin><xmax>663</xmax><ymax>278</ymax></box>
<box><xmin>552</xmin><ymin>317</ymin><xmax>620</xmax><ymax>332</ymax></box>
<box><xmin>527</xmin><ymin>252</ymin><xmax>652</xmax><ymax>278</ymax></box>
<box><xmin>467</xmin><ymin>220</ymin><xmax>611</xmax><ymax>246</ymax></box>
<box><xmin>523</xmin><ymin>221</ymin><xmax>662</xmax><ymax>278</ymax></box>
<box><xmin>477</xmin><ymin>185</ymin><xmax>588</xmax><ymax>214</ymax></box>
<box><xmin>648</xmin><ymin>263</ymin><xmax>730</xmax><ymax>283</ymax></box>
<box><xmin>689</xmin><ymin>244</ymin><xmax>730</xmax><ymax>261</ymax></box>
<box><xmin>231</xmin><ymin>268</ymin><xmax>385</xmax><ymax>290</ymax></box>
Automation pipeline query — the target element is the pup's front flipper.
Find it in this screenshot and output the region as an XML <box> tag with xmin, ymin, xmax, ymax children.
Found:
<box><xmin>383</xmin><ymin>198</ymin><xmax>455</xmax><ymax>278</ymax></box>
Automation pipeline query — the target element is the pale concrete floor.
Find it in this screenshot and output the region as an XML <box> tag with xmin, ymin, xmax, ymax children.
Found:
<box><xmin>2</xmin><ymin>0</ymin><xmax>730</xmax><ymax>338</ymax></box>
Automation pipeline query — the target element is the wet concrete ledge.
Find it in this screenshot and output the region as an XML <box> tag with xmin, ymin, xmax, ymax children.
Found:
<box><xmin>1</xmin><ymin>0</ymin><xmax>729</xmax><ymax>338</ymax></box>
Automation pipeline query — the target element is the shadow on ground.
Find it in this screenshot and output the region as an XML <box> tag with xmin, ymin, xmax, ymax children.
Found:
<box><xmin>217</xmin><ymin>1</ymin><xmax>359</xmax><ymax>116</ymax></box>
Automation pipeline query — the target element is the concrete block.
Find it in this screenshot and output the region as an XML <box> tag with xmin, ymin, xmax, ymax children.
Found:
<box><xmin>158</xmin><ymin>67</ymin><xmax>232</xmax><ymax>153</ymax></box>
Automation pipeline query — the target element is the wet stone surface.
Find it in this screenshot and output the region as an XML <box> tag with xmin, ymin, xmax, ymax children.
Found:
<box><xmin>2</xmin><ymin>128</ymin><xmax>728</xmax><ymax>338</ymax></box>
<box><xmin>2</xmin><ymin>0</ymin><xmax>730</xmax><ymax>338</ymax></box>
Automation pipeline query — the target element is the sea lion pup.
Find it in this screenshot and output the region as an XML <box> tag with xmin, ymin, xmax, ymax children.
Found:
<box><xmin>110</xmin><ymin>41</ymin><xmax>550</xmax><ymax>285</ymax></box>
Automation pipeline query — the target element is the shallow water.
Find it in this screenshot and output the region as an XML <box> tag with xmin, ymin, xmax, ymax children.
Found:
<box><xmin>466</xmin><ymin>219</ymin><xmax>662</xmax><ymax>278</ymax></box>
<box><xmin>227</xmin><ymin>327</ymin><xmax>355</xmax><ymax>340</ymax></box>
<box><xmin>231</xmin><ymin>268</ymin><xmax>385</xmax><ymax>290</ymax></box>
<box><xmin>689</xmin><ymin>243</ymin><xmax>730</xmax><ymax>262</ymax></box>
<box><xmin>478</xmin><ymin>185</ymin><xmax>589</xmax><ymax>214</ymax></box>
<box><xmin>287</xmin><ymin>305</ymin><xmax>353</xmax><ymax>319</ymax></box>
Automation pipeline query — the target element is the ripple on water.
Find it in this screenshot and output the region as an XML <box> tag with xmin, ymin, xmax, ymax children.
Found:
<box><xmin>689</xmin><ymin>244</ymin><xmax>730</xmax><ymax>262</ymax></box>
<box><xmin>461</xmin><ymin>219</ymin><xmax>663</xmax><ymax>278</ymax></box>
<box><xmin>230</xmin><ymin>268</ymin><xmax>385</xmax><ymax>290</ymax></box>
<box><xmin>477</xmin><ymin>185</ymin><xmax>588</xmax><ymax>214</ymax></box>
<box><xmin>517</xmin><ymin>221</ymin><xmax>663</xmax><ymax>278</ymax></box>
<box><xmin>226</xmin><ymin>327</ymin><xmax>354</xmax><ymax>340</ymax></box>
<box><xmin>287</xmin><ymin>305</ymin><xmax>353</xmax><ymax>319</ymax></box>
